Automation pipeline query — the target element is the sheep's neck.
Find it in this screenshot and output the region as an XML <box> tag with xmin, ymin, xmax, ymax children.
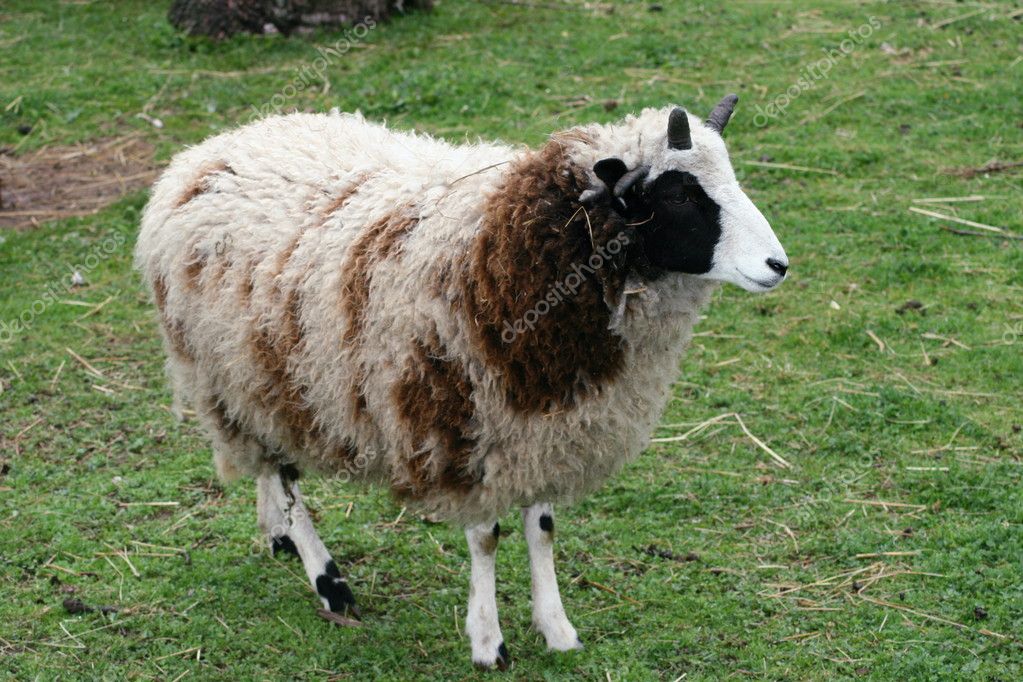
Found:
<box><xmin>458</xmin><ymin>141</ymin><xmax>632</xmax><ymax>415</ymax></box>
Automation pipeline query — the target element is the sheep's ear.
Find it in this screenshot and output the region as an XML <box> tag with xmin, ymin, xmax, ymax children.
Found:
<box><xmin>580</xmin><ymin>157</ymin><xmax>629</xmax><ymax>205</ymax></box>
<box><xmin>594</xmin><ymin>157</ymin><xmax>628</xmax><ymax>187</ymax></box>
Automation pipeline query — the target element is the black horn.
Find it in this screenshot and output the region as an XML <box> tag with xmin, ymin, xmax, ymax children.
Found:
<box><xmin>614</xmin><ymin>164</ymin><xmax>650</xmax><ymax>198</ymax></box>
<box><xmin>705</xmin><ymin>93</ymin><xmax>739</xmax><ymax>134</ymax></box>
<box><xmin>667</xmin><ymin>107</ymin><xmax>692</xmax><ymax>150</ymax></box>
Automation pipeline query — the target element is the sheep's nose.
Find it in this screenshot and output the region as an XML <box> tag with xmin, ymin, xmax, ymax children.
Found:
<box><xmin>766</xmin><ymin>258</ymin><xmax>788</xmax><ymax>277</ymax></box>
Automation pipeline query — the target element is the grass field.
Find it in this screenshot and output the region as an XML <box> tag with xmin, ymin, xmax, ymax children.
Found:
<box><xmin>2</xmin><ymin>1</ymin><xmax>1022</xmax><ymax>679</ymax></box>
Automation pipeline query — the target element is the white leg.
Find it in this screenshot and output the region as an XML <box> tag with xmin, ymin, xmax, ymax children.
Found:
<box><xmin>464</xmin><ymin>522</ymin><xmax>509</xmax><ymax>670</ymax></box>
<box><xmin>256</xmin><ymin>467</ymin><xmax>297</xmax><ymax>557</ymax></box>
<box><xmin>522</xmin><ymin>503</ymin><xmax>581</xmax><ymax>651</ymax></box>
<box><xmin>257</xmin><ymin>466</ymin><xmax>359</xmax><ymax>617</ymax></box>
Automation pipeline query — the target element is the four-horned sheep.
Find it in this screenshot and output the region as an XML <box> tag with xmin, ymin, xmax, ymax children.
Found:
<box><xmin>134</xmin><ymin>94</ymin><xmax>788</xmax><ymax>669</ymax></box>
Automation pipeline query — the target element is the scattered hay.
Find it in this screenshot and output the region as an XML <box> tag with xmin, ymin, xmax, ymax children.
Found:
<box><xmin>0</xmin><ymin>134</ymin><xmax>159</xmax><ymax>230</ymax></box>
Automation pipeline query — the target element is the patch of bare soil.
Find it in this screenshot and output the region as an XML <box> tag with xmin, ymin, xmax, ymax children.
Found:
<box><xmin>0</xmin><ymin>134</ymin><xmax>160</xmax><ymax>230</ymax></box>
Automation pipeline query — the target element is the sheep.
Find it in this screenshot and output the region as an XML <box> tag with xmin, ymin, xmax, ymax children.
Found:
<box><xmin>134</xmin><ymin>95</ymin><xmax>788</xmax><ymax>669</ymax></box>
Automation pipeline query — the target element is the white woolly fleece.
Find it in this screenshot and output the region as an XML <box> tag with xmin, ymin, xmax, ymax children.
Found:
<box><xmin>135</xmin><ymin>108</ymin><xmax>768</xmax><ymax>525</ymax></box>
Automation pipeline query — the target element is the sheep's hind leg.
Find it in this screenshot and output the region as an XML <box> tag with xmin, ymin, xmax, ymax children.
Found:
<box><xmin>465</xmin><ymin>522</ymin><xmax>509</xmax><ymax>670</ymax></box>
<box><xmin>256</xmin><ymin>465</ymin><xmax>360</xmax><ymax>617</ymax></box>
<box><xmin>256</xmin><ymin>464</ymin><xmax>300</xmax><ymax>558</ymax></box>
<box><xmin>522</xmin><ymin>503</ymin><xmax>582</xmax><ymax>651</ymax></box>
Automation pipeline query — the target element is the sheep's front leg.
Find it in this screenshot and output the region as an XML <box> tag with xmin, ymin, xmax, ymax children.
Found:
<box><xmin>465</xmin><ymin>522</ymin><xmax>509</xmax><ymax>670</ymax></box>
<box><xmin>257</xmin><ymin>466</ymin><xmax>360</xmax><ymax>618</ymax></box>
<box><xmin>522</xmin><ymin>503</ymin><xmax>582</xmax><ymax>651</ymax></box>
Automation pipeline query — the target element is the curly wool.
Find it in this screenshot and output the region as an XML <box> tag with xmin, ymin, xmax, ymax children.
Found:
<box><xmin>135</xmin><ymin>109</ymin><xmax>715</xmax><ymax>525</ymax></box>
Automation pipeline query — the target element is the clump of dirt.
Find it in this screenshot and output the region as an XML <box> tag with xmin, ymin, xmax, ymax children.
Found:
<box><xmin>0</xmin><ymin>134</ymin><xmax>159</xmax><ymax>230</ymax></box>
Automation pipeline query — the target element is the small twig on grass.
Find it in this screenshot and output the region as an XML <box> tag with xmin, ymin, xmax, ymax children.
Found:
<box><xmin>930</xmin><ymin>8</ymin><xmax>987</xmax><ymax>30</ymax></box>
<box><xmin>742</xmin><ymin>160</ymin><xmax>841</xmax><ymax>176</ymax></box>
<box><xmin>865</xmin><ymin>330</ymin><xmax>886</xmax><ymax>353</ymax></box>
<box><xmin>799</xmin><ymin>90</ymin><xmax>865</xmax><ymax>125</ymax></box>
<box><xmin>912</xmin><ymin>195</ymin><xmax>985</xmax><ymax>204</ymax></box>
<box><xmin>908</xmin><ymin>206</ymin><xmax>1012</xmax><ymax>235</ymax></box>
<box><xmin>651</xmin><ymin>412</ymin><xmax>734</xmax><ymax>443</ymax></box>
<box><xmin>49</xmin><ymin>359</ymin><xmax>66</xmax><ymax>390</ymax></box>
<box><xmin>65</xmin><ymin>347</ymin><xmax>104</xmax><ymax>377</ymax></box>
<box><xmin>944</xmin><ymin>160</ymin><xmax>1023</xmax><ymax>178</ymax></box>
<box><xmin>844</xmin><ymin>499</ymin><xmax>928</xmax><ymax>511</ymax></box>
<box><xmin>575</xmin><ymin>576</ymin><xmax>643</xmax><ymax>605</ymax></box>
<box><xmin>764</xmin><ymin>564</ymin><xmax>878</xmax><ymax>598</ymax></box>
<box><xmin>276</xmin><ymin>616</ymin><xmax>305</xmax><ymax>640</ymax></box>
<box><xmin>857</xmin><ymin>595</ymin><xmax>1006</xmax><ymax>639</ymax></box>
<box><xmin>921</xmin><ymin>332</ymin><xmax>970</xmax><ymax>350</ymax></box>
<box><xmin>75</xmin><ymin>295</ymin><xmax>116</xmax><ymax>321</ymax></box>
<box><xmin>6</xmin><ymin>360</ymin><xmax>23</xmax><ymax>381</ymax></box>
<box><xmin>387</xmin><ymin>506</ymin><xmax>407</xmax><ymax>527</ymax></box>
<box><xmin>153</xmin><ymin>646</ymin><xmax>201</xmax><ymax>662</ymax></box>
<box><xmin>15</xmin><ymin>417</ymin><xmax>43</xmax><ymax>442</ymax></box>
<box><xmin>941</xmin><ymin>226</ymin><xmax>1023</xmax><ymax>241</ymax></box>
<box><xmin>654</xmin><ymin>412</ymin><xmax>790</xmax><ymax>469</ymax></box>
<box><xmin>102</xmin><ymin>543</ymin><xmax>140</xmax><ymax>578</ymax></box>
<box><xmin>765</xmin><ymin>519</ymin><xmax>799</xmax><ymax>552</ymax></box>
<box><xmin>117</xmin><ymin>501</ymin><xmax>180</xmax><ymax>508</ymax></box>
<box><xmin>481</xmin><ymin>0</ymin><xmax>612</xmax><ymax>12</ymax></box>
<box><xmin>734</xmin><ymin>413</ymin><xmax>791</xmax><ymax>469</ymax></box>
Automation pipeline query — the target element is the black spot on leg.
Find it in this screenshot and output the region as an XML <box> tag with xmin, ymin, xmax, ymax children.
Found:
<box><xmin>279</xmin><ymin>463</ymin><xmax>300</xmax><ymax>484</ymax></box>
<box><xmin>271</xmin><ymin>534</ymin><xmax>299</xmax><ymax>558</ymax></box>
<box><xmin>492</xmin><ymin>522</ymin><xmax>500</xmax><ymax>539</ymax></box>
<box><xmin>496</xmin><ymin>642</ymin><xmax>510</xmax><ymax>670</ymax></box>
<box><xmin>316</xmin><ymin>559</ymin><xmax>360</xmax><ymax>618</ymax></box>
<box><xmin>539</xmin><ymin>514</ymin><xmax>554</xmax><ymax>534</ymax></box>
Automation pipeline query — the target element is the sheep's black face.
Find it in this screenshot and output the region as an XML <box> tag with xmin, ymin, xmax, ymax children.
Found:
<box><xmin>640</xmin><ymin>170</ymin><xmax>722</xmax><ymax>274</ymax></box>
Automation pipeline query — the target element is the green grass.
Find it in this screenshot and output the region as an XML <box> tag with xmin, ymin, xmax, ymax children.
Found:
<box><xmin>2</xmin><ymin>0</ymin><xmax>1023</xmax><ymax>679</ymax></box>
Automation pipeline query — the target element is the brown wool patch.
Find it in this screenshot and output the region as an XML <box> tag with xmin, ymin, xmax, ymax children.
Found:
<box><xmin>152</xmin><ymin>274</ymin><xmax>191</xmax><ymax>360</ymax></box>
<box><xmin>184</xmin><ymin>256</ymin><xmax>205</xmax><ymax>288</ymax></box>
<box><xmin>184</xmin><ymin>239</ymin><xmax>208</xmax><ymax>290</ymax></box>
<box><xmin>249</xmin><ymin>269</ymin><xmax>318</xmax><ymax>446</ymax></box>
<box><xmin>458</xmin><ymin>139</ymin><xmax>632</xmax><ymax>415</ymax></box>
<box><xmin>237</xmin><ymin>260</ymin><xmax>254</xmax><ymax>307</ymax></box>
<box><xmin>321</xmin><ymin>171</ymin><xmax>374</xmax><ymax>224</ymax></box>
<box><xmin>239</xmin><ymin>235</ymin><xmax>359</xmax><ymax>471</ymax></box>
<box><xmin>339</xmin><ymin>207</ymin><xmax>419</xmax><ymax>420</ymax></box>
<box><xmin>176</xmin><ymin>160</ymin><xmax>233</xmax><ymax>208</ymax></box>
<box><xmin>391</xmin><ymin>331</ymin><xmax>480</xmax><ymax>500</ymax></box>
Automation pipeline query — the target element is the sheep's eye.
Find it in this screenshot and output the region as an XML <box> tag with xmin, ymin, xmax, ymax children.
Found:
<box><xmin>665</xmin><ymin>194</ymin><xmax>690</xmax><ymax>205</ymax></box>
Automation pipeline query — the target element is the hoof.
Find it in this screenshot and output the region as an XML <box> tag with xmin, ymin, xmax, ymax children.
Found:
<box><xmin>316</xmin><ymin>560</ymin><xmax>361</xmax><ymax>619</ymax></box>
<box><xmin>270</xmin><ymin>535</ymin><xmax>299</xmax><ymax>558</ymax></box>
<box><xmin>535</xmin><ymin>617</ymin><xmax>582</xmax><ymax>651</ymax></box>
<box><xmin>546</xmin><ymin>636</ymin><xmax>583</xmax><ymax>652</ymax></box>
<box><xmin>473</xmin><ymin>642</ymin><xmax>510</xmax><ymax>671</ymax></box>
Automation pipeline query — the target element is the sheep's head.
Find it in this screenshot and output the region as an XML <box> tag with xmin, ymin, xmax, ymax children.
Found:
<box><xmin>581</xmin><ymin>96</ymin><xmax>788</xmax><ymax>292</ymax></box>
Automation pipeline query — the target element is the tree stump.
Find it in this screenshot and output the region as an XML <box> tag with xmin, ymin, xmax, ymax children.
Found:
<box><xmin>167</xmin><ymin>0</ymin><xmax>432</xmax><ymax>38</ymax></box>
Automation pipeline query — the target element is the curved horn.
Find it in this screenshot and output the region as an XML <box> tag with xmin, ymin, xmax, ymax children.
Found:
<box><xmin>705</xmin><ymin>93</ymin><xmax>739</xmax><ymax>134</ymax></box>
<box><xmin>667</xmin><ymin>107</ymin><xmax>692</xmax><ymax>150</ymax></box>
<box><xmin>614</xmin><ymin>164</ymin><xmax>650</xmax><ymax>197</ymax></box>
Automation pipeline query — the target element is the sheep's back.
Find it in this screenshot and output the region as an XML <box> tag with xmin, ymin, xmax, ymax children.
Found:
<box><xmin>134</xmin><ymin>112</ymin><xmax>513</xmax><ymax>487</ymax></box>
